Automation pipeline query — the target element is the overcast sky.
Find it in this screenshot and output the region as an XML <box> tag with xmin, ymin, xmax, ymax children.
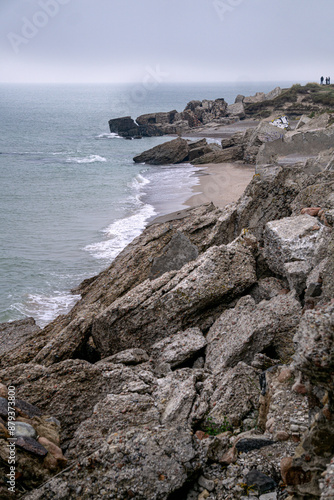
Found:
<box><xmin>1</xmin><ymin>0</ymin><xmax>333</xmax><ymax>83</ymax></box>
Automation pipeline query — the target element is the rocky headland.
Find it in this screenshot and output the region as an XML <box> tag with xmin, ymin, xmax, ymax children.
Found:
<box><xmin>1</xmin><ymin>83</ymin><xmax>334</xmax><ymax>499</ymax></box>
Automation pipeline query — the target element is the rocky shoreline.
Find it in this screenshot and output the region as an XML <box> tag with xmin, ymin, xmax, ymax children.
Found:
<box><xmin>0</xmin><ymin>83</ymin><xmax>334</xmax><ymax>499</ymax></box>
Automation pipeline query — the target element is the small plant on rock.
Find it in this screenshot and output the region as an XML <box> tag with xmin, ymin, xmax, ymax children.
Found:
<box><xmin>239</xmin><ymin>482</ymin><xmax>256</xmax><ymax>495</ymax></box>
<box><xmin>202</xmin><ymin>415</ymin><xmax>233</xmax><ymax>436</ymax></box>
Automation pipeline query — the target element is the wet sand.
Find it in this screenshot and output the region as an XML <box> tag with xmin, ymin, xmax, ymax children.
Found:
<box><xmin>184</xmin><ymin>162</ymin><xmax>255</xmax><ymax>209</ymax></box>
<box><xmin>148</xmin><ymin>121</ymin><xmax>256</xmax><ymax>226</ymax></box>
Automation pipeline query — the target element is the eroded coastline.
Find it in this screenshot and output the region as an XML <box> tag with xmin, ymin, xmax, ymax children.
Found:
<box><xmin>1</xmin><ymin>83</ymin><xmax>334</xmax><ymax>499</ymax></box>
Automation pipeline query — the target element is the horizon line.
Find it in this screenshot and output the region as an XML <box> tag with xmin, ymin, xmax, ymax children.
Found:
<box><xmin>0</xmin><ymin>79</ymin><xmax>307</xmax><ymax>85</ymax></box>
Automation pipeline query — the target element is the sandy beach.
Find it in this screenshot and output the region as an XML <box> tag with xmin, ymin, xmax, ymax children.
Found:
<box><xmin>185</xmin><ymin>162</ymin><xmax>255</xmax><ymax>209</ymax></box>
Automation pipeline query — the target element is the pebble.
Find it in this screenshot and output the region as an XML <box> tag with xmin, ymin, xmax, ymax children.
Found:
<box><xmin>198</xmin><ymin>490</ymin><xmax>209</xmax><ymax>500</ymax></box>
<box><xmin>259</xmin><ymin>493</ymin><xmax>277</xmax><ymax>500</ymax></box>
<box><xmin>38</xmin><ymin>437</ymin><xmax>67</xmax><ymax>465</ymax></box>
<box><xmin>198</xmin><ymin>476</ymin><xmax>215</xmax><ymax>492</ymax></box>
<box><xmin>236</xmin><ymin>438</ymin><xmax>275</xmax><ymax>453</ymax></box>
<box><xmin>278</xmin><ymin>368</ymin><xmax>293</xmax><ymax>383</ymax></box>
<box><xmin>245</xmin><ymin>469</ymin><xmax>276</xmax><ymax>495</ymax></box>
<box><xmin>14</xmin><ymin>421</ymin><xmax>37</xmax><ymax>439</ymax></box>
<box><xmin>16</xmin><ymin>436</ymin><xmax>48</xmax><ymax>456</ymax></box>
<box><xmin>46</xmin><ymin>416</ymin><xmax>61</xmax><ymax>427</ymax></box>
<box><xmin>274</xmin><ymin>431</ymin><xmax>289</xmax><ymax>441</ymax></box>
<box><xmin>15</xmin><ymin>398</ymin><xmax>42</xmax><ymax>418</ymax></box>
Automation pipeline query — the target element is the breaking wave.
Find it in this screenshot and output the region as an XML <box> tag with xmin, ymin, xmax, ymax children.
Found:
<box><xmin>66</xmin><ymin>155</ymin><xmax>107</xmax><ymax>164</ymax></box>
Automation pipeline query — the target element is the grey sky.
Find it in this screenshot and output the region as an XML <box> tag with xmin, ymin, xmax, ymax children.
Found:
<box><xmin>1</xmin><ymin>0</ymin><xmax>333</xmax><ymax>83</ymax></box>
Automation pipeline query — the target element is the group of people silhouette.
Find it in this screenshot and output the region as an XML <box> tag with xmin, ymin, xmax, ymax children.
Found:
<box><xmin>320</xmin><ymin>76</ymin><xmax>331</xmax><ymax>85</ymax></box>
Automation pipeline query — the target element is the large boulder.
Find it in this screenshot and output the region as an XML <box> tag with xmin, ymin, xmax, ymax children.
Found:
<box><xmin>283</xmin><ymin>303</ymin><xmax>334</xmax><ymax>498</ymax></box>
<box><xmin>265</xmin><ymin>86</ymin><xmax>283</xmax><ymax>100</ymax></box>
<box><xmin>24</xmin><ymin>426</ymin><xmax>201</xmax><ymax>500</ymax></box>
<box><xmin>14</xmin><ymin>362</ymin><xmax>204</xmax><ymax>499</ymax></box>
<box><xmin>294</xmin><ymin>302</ymin><xmax>334</xmax><ymax>391</ymax></box>
<box><xmin>296</xmin><ymin>113</ymin><xmax>331</xmax><ymax>131</ymax></box>
<box><xmin>149</xmin><ymin>230</ymin><xmax>199</xmax><ymax>279</ymax></box>
<box><xmin>205</xmin><ymin>293</ymin><xmax>302</xmax><ymax>371</ymax></box>
<box><xmin>243</xmin><ymin>87</ymin><xmax>282</xmax><ymax>105</ymax></box>
<box><xmin>108</xmin><ymin>116</ymin><xmax>139</xmax><ymax>137</ymax></box>
<box><xmin>244</xmin><ymin>92</ymin><xmax>267</xmax><ymax>104</ymax></box>
<box><xmin>133</xmin><ymin>137</ymin><xmax>190</xmax><ymax>164</ymax></box>
<box><xmin>91</xmin><ymin>240</ymin><xmax>257</xmax><ymax>358</ymax></box>
<box><xmin>244</xmin><ymin>121</ymin><xmax>287</xmax><ymax>163</ymax></box>
<box><xmin>208</xmin><ymin>121</ymin><xmax>288</xmax><ymax>165</ymax></box>
<box><xmin>150</xmin><ymin>327</ymin><xmax>206</xmax><ymax>369</ymax></box>
<box><xmin>290</xmin><ymin>170</ymin><xmax>334</xmax><ymax>214</ymax></box>
<box><xmin>188</xmin><ymin>139</ymin><xmax>213</xmax><ymax>161</ymax></box>
<box><xmin>191</xmin><ymin>144</ymin><xmax>244</xmax><ymax>164</ymax></box>
<box><xmin>109</xmin><ymin>99</ymin><xmax>228</xmax><ymax>138</ymax></box>
<box><xmin>226</xmin><ymin>165</ymin><xmax>317</xmax><ymax>244</ymax></box>
<box><xmin>0</xmin><ymin>204</ymin><xmax>229</xmax><ymax>368</ymax></box>
<box><xmin>133</xmin><ymin>137</ymin><xmax>225</xmax><ymax>165</ymax></box>
<box><xmin>191</xmin><ymin>362</ymin><xmax>260</xmax><ymax>428</ymax></box>
<box><xmin>108</xmin><ymin>116</ymin><xmax>164</xmax><ymax>138</ymax></box>
<box><xmin>226</xmin><ymin>102</ymin><xmax>246</xmax><ymax>119</ymax></box>
<box><xmin>0</xmin><ymin>359</ymin><xmax>157</xmax><ymax>446</ymax></box>
<box><xmin>295</xmin><ymin>114</ymin><xmax>312</xmax><ymax>130</ymax></box>
<box><xmin>263</xmin><ymin>215</ymin><xmax>330</xmax><ymax>277</ymax></box>
<box><xmin>136</xmin><ymin>110</ymin><xmax>178</xmax><ymax>126</ymax></box>
<box><xmin>0</xmin><ymin>317</ymin><xmax>40</xmax><ymax>357</ymax></box>
<box><xmin>257</xmin><ymin>127</ymin><xmax>334</xmax><ymax>165</ymax></box>
<box><xmin>184</xmin><ymin>98</ymin><xmax>228</xmax><ymax>125</ymax></box>
<box><xmin>152</xmin><ymin>369</ymin><xmax>199</xmax><ymax>426</ymax></box>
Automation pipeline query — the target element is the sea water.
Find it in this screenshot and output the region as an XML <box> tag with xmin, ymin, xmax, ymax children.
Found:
<box><xmin>0</xmin><ymin>82</ymin><xmax>296</xmax><ymax>326</ymax></box>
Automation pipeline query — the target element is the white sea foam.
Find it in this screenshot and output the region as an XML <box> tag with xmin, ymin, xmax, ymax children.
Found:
<box><xmin>66</xmin><ymin>155</ymin><xmax>107</xmax><ymax>164</ymax></box>
<box><xmin>96</xmin><ymin>133</ymin><xmax>122</xmax><ymax>139</ymax></box>
<box><xmin>84</xmin><ymin>203</ymin><xmax>156</xmax><ymax>261</ymax></box>
<box><xmin>131</xmin><ymin>172</ymin><xmax>151</xmax><ymax>191</ymax></box>
<box><xmin>12</xmin><ymin>292</ymin><xmax>81</xmax><ymax>328</ymax></box>
<box><xmin>206</xmin><ymin>138</ymin><xmax>222</xmax><ymax>145</ymax></box>
<box><xmin>51</xmin><ymin>151</ymin><xmax>75</xmax><ymax>155</ymax></box>
<box><xmin>85</xmin><ymin>173</ymin><xmax>155</xmax><ymax>261</ymax></box>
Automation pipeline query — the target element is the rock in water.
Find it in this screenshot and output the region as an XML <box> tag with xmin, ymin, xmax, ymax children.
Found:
<box><xmin>108</xmin><ymin>116</ymin><xmax>164</xmax><ymax>138</ymax></box>
<box><xmin>108</xmin><ymin>116</ymin><xmax>139</xmax><ymax>137</ymax></box>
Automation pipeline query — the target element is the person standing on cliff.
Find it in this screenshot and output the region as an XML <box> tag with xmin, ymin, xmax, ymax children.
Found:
<box><xmin>321</xmin><ymin>76</ymin><xmax>324</xmax><ymax>85</ymax></box>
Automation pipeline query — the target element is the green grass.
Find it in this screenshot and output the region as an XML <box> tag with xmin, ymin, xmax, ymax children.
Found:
<box><xmin>244</xmin><ymin>83</ymin><xmax>334</xmax><ymax>117</ymax></box>
<box><xmin>202</xmin><ymin>416</ymin><xmax>233</xmax><ymax>435</ymax></box>
<box><xmin>312</xmin><ymin>90</ymin><xmax>334</xmax><ymax>107</ymax></box>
